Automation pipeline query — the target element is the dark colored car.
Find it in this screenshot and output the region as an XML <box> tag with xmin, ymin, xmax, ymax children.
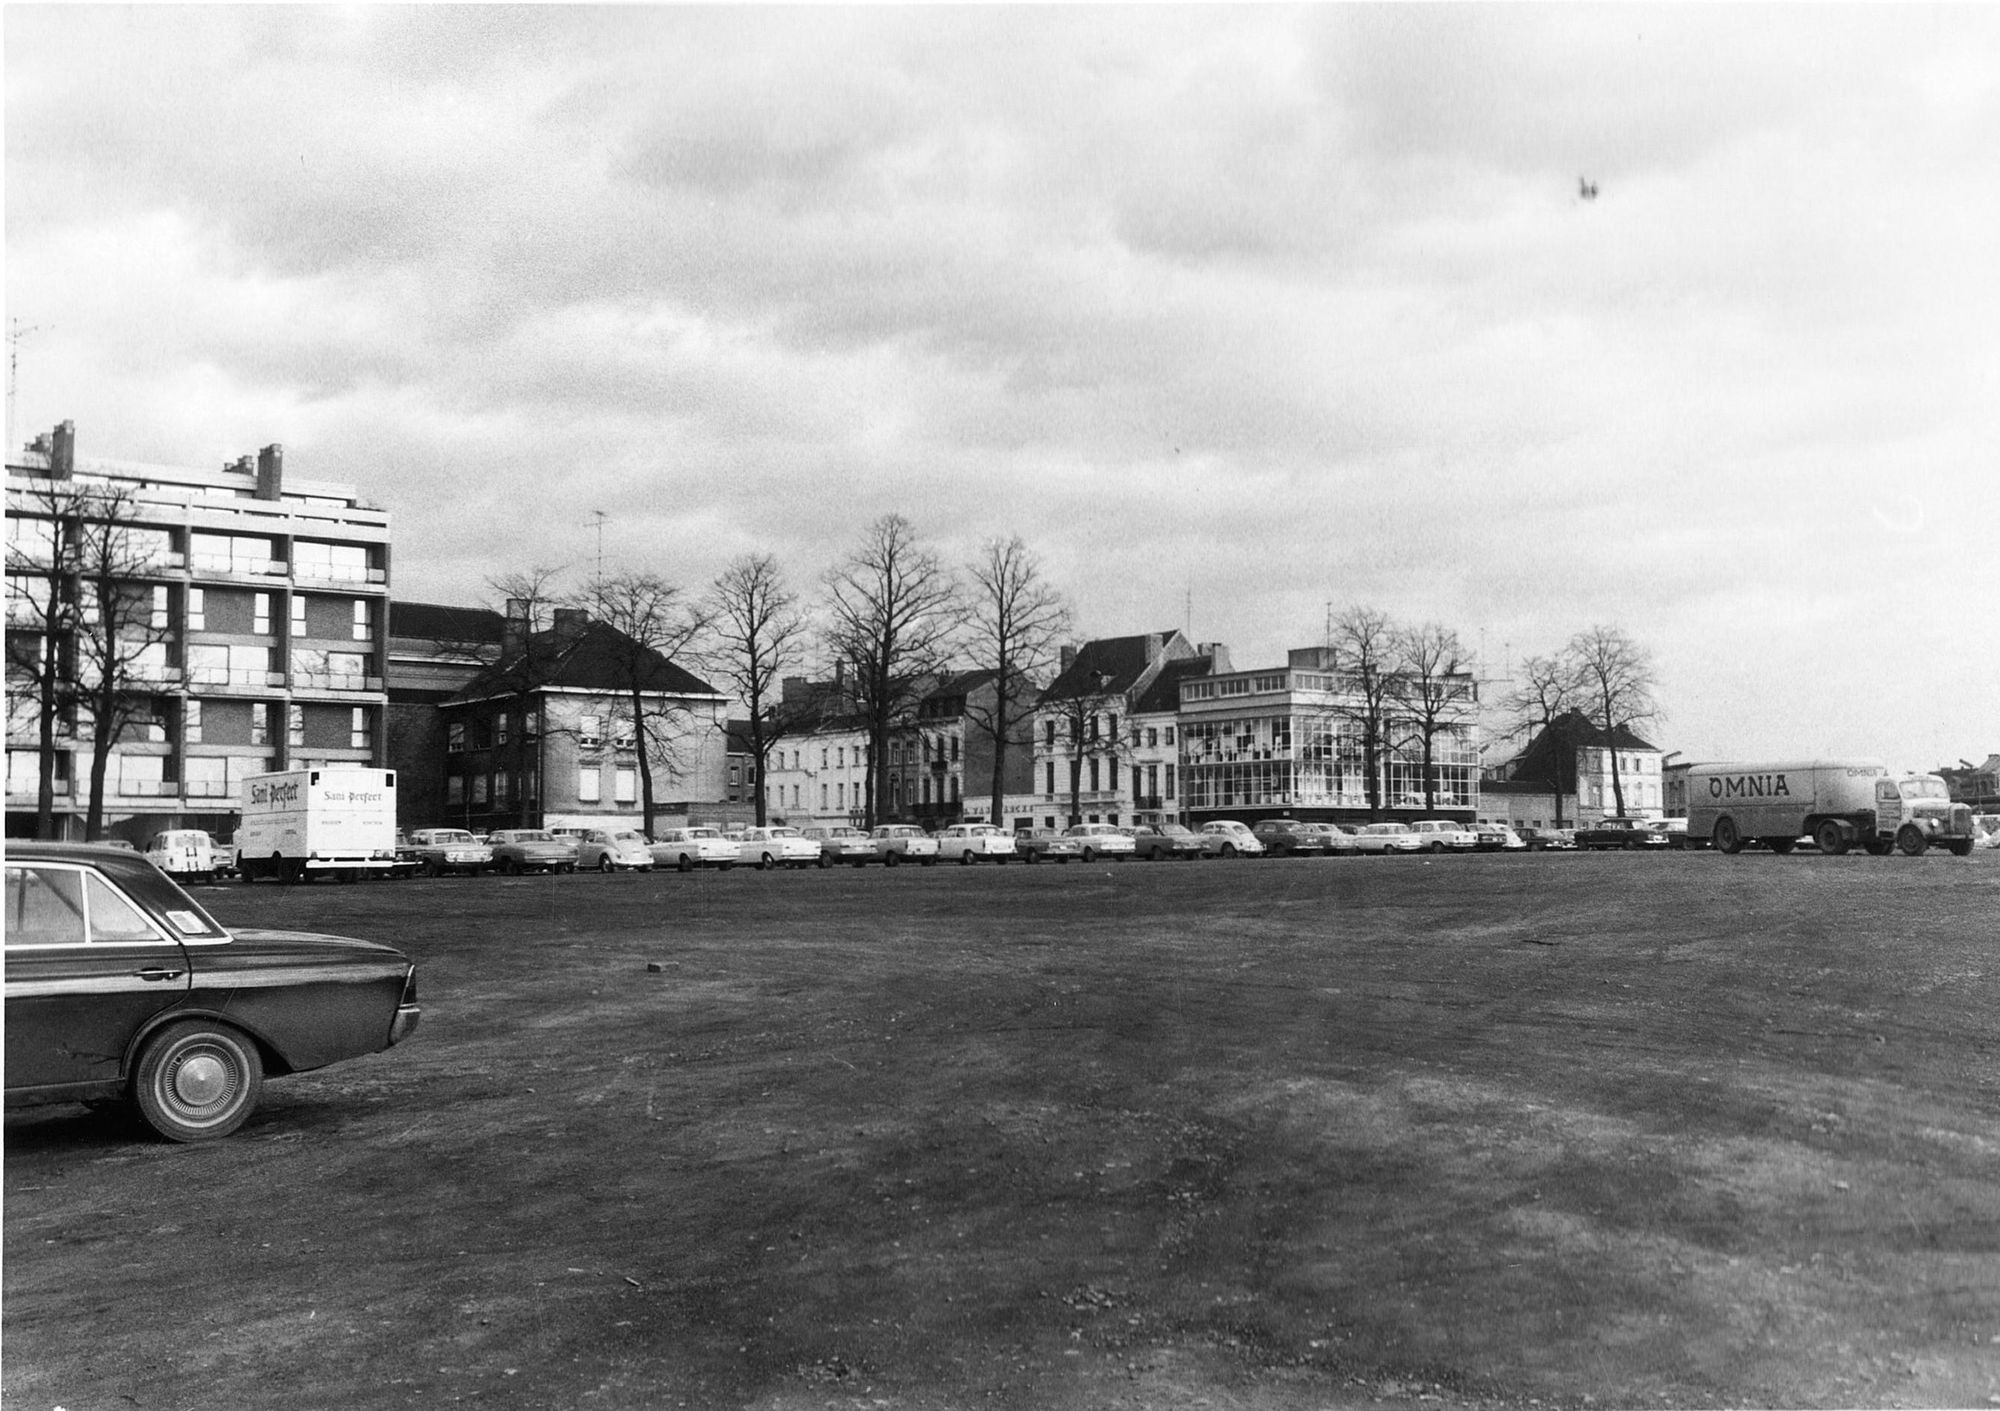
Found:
<box><xmin>485</xmin><ymin>828</ymin><xmax>579</xmax><ymax>875</ymax></box>
<box><xmin>1126</xmin><ymin>823</ymin><xmax>1204</xmax><ymax>860</ymax></box>
<box><xmin>1516</xmin><ymin>827</ymin><xmax>1576</xmax><ymax>851</ymax></box>
<box><xmin>1575</xmin><ymin>817</ymin><xmax>1671</xmax><ymax>851</ymax></box>
<box><xmin>5</xmin><ymin>842</ymin><xmax>421</xmax><ymax>1142</ymax></box>
<box><xmin>1014</xmin><ymin>831</ymin><xmax>1084</xmax><ymax>864</ymax></box>
<box><xmin>1252</xmin><ymin>819</ymin><xmax>1331</xmax><ymax>857</ymax></box>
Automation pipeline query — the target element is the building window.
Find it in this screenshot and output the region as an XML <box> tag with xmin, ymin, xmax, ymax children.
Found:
<box><xmin>287</xmin><ymin>704</ymin><xmax>305</xmax><ymax>748</ymax></box>
<box><xmin>1088</xmin><ymin>759</ymin><xmax>1100</xmax><ymax>792</ymax></box>
<box><xmin>1165</xmin><ymin>764</ymin><xmax>1176</xmax><ymax>799</ymax></box>
<box><xmin>614</xmin><ymin>768</ymin><xmax>637</xmax><ymax>804</ymax></box>
<box><xmin>448</xmin><ymin>721</ymin><xmax>466</xmax><ymax>753</ymax></box>
<box><xmin>579</xmin><ymin>715</ymin><xmax>602</xmax><ymax>749</ymax></box>
<box><xmin>186</xmin><ymin>587</ymin><xmax>205</xmax><ymax>632</ymax></box>
<box><xmin>289</xmin><ymin>595</ymin><xmax>305</xmax><ymax>637</ymax></box>
<box><xmin>1046</xmin><ymin>762</ymin><xmax>1056</xmax><ymax>795</ymax></box>
<box><xmin>183</xmin><ymin>699</ymin><xmax>203</xmax><ymax>744</ymax></box>
<box><xmin>1165</xmin><ymin>726</ymin><xmax>1175</xmax><ymax>745</ymax></box>
<box><xmin>821</xmin><ymin>748</ymin><xmax>829</xmax><ymax>769</ymax></box>
<box><xmin>497</xmin><ymin>714</ymin><xmax>509</xmax><ymax>748</ymax></box>
<box><xmin>150</xmin><ymin>585</ymin><xmax>170</xmax><ymax>631</ymax></box>
<box><xmin>821</xmin><ymin>783</ymin><xmax>829</xmax><ymax>809</ymax></box>
<box><xmin>183</xmin><ymin>755</ymin><xmax>227</xmax><ymax>798</ymax></box>
<box><xmin>613</xmin><ymin>720</ymin><xmax>636</xmax><ymax>751</ymax></box>
<box><xmin>472</xmin><ymin>773</ymin><xmax>490</xmax><ymax>805</ymax></box>
<box><xmin>352</xmin><ymin>599</ymin><xmax>372</xmax><ymax>642</ymax></box>
<box><xmin>837</xmin><ymin>747</ymin><xmax>845</xmax><ymax>768</ymax></box>
<box><xmin>250</xmin><ymin>703</ymin><xmax>271</xmax><ymax>747</ymax></box>
<box><xmin>494</xmin><ymin>770</ymin><xmax>510</xmax><ymax>807</ymax></box>
<box><xmin>578</xmin><ymin>767</ymin><xmax>601</xmax><ymax>803</ymax></box>
<box><xmin>350</xmin><ymin>707</ymin><xmax>369</xmax><ymax>749</ymax></box>
<box><xmin>447</xmin><ymin>775</ymin><xmax>464</xmax><ymax>805</ymax></box>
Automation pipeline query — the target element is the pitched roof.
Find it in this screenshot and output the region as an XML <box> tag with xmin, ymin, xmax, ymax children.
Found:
<box><xmin>1507</xmin><ymin>710</ymin><xmax>1660</xmax><ymax>785</ymax></box>
<box><xmin>448</xmin><ymin>616</ymin><xmax>719</xmax><ymax>703</ymax></box>
<box><xmin>1041</xmin><ymin>632</ymin><xmax>1179</xmax><ymax>703</ymax></box>
<box><xmin>1132</xmin><ymin>655</ymin><xmax>1215</xmax><ymax>714</ymax></box>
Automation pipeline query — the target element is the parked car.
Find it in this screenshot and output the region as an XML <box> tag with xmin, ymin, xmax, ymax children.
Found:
<box><xmin>1352</xmin><ymin>822</ymin><xmax>1423</xmax><ymax>855</ymax></box>
<box><xmin>1303</xmin><ymin>822</ymin><xmax>1361</xmax><ymax>856</ymax></box>
<box><xmin>1515</xmin><ymin>826</ymin><xmax>1575</xmax><ymax>852</ymax></box>
<box><xmin>1483</xmin><ymin>824</ymin><xmax>1530</xmax><ymax>852</ymax></box>
<box><xmin>1063</xmin><ymin>823</ymin><xmax>1136</xmax><ymax>861</ymax></box>
<box><xmin>797</xmin><ymin>825</ymin><xmax>876</xmax><ymax>868</ymax></box>
<box><xmin>144</xmin><ymin>829</ymin><xmax>219</xmax><ymax>884</ymax></box>
<box><xmin>1575</xmin><ymin>817</ymin><xmax>1670</xmax><ymax>851</ymax></box>
<box><xmin>5</xmin><ymin>842</ymin><xmax>420</xmax><ymax>1142</ymax></box>
<box><xmin>1646</xmin><ymin>818</ymin><xmax>1693</xmax><ymax>850</ymax></box>
<box><xmin>1197</xmin><ymin>820</ymin><xmax>1266</xmax><ymax>858</ymax></box>
<box><xmin>649</xmin><ymin>826</ymin><xmax>738</xmax><ymax>871</ymax></box>
<box><xmin>404</xmin><ymin>827</ymin><xmax>494</xmax><ymax>877</ymax></box>
<box><xmin>1252</xmin><ymin>819</ymin><xmax>1330</xmax><ymax>857</ymax></box>
<box><xmin>935</xmin><ymin>823</ymin><xmax>1016</xmax><ymax>865</ymax></box>
<box><xmin>1013</xmin><ymin>830</ymin><xmax>1084</xmax><ymax>864</ymax></box>
<box><xmin>484</xmin><ymin>829</ymin><xmax>578</xmax><ymax>875</ymax></box>
<box><xmin>1126</xmin><ymin>823</ymin><xmax>1204</xmax><ymax>861</ymax></box>
<box><xmin>576</xmin><ymin>828</ymin><xmax>654</xmax><ymax>872</ymax></box>
<box><xmin>1409</xmin><ymin>820</ymin><xmax>1479</xmax><ymax>853</ymax></box>
<box><xmin>735</xmin><ymin>825</ymin><xmax>820</xmax><ymax>870</ymax></box>
<box><xmin>871</xmin><ymin>824</ymin><xmax>940</xmax><ymax>867</ymax></box>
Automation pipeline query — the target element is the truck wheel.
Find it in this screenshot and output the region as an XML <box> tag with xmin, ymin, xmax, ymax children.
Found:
<box><xmin>1813</xmin><ymin>821</ymin><xmax>1850</xmax><ymax>856</ymax></box>
<box><xmin>1896</xmin><ymin>825</ymin><xmax>1928</xmax><ymax>857</ymax></box>
<box><xmin>1712</xmin><ymin>818</ymin><xmax>1745</xmax><ymax>854</ymax></box>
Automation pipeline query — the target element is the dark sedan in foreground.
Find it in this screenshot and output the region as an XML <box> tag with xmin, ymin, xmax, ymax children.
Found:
<box><xmin>5</xmin><ymin>842</ymin><xmax>420</xmax><ymax>1142</ymax></box>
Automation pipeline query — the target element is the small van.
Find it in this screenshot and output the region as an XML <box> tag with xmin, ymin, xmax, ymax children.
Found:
<box><xmin>145</xmin><ymin>828</ymin><xmax>218</xmax><ymax>883</ymax></box>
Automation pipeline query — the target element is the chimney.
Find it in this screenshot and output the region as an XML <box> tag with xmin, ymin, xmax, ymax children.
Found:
<box><xmin>49</xmin><ymin>421</ymin><xmax>75</xmax><ymax>479</ymax></box>
<box><xmin>503</xmin><ymin>598</ymin><xmax>531</xmax><ymax>658</ymax></box>
<box><xmin>255</xmin><ymin>444</ymin><xmax>284</xmax><ymax>501</ymax></box>
<box><xmin>1203</xmin><ymin>643</ymin><xmax>1234</xmax><ymax>673</ymax></box>
<box><xmin>552</xmin><ymin>607</ymin><xmax>589</xmax><ymax>646</ymax></box>
<box><xmin>226</xmin><ymin>454</ymin><xmax>255</xmax><ymax>476</ymax></box>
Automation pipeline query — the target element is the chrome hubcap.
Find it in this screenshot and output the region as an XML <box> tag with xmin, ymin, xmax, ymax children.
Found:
<box><xmin>173</xmin><ymin>1052</ymin><xmax>231</xmax><ymax>1107</ymax></box>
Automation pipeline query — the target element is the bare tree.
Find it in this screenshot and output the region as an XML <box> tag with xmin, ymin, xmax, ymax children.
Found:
<box><xmin>1321</xmin><ymin>606</ymin><xmax>1403</xmax><ymax>819</ymax></box>
<box><xmin>5</xmin><ymin>473</ymin><xmax>86</xmax><ymax>837</ymax></box>
<box><xmin>823</xmin><ymin>515</ymin><xmax>961</xmax><ymax>829</ymax></box>
<box><xmin>70</xmin><ymin>487</ymin><xmax>176</xmax><ymax>838</ymax></box>
<box><xmin>1038</xmin><ymin>665</ymin><xmax>1126</xmax><ymax>829</ymax></box>
<box><xmin>580</xmin><ymin>571</ymin><xmax>710</xmax><ymax>834</ymax></box>
<box><xmin>1502</xmin><ymin>652</ymin><xmax>1587</xmax><ymax>826</ymax></box>
<box><xmin>1563</xmin><ymin>624</ymin><xmax>1662</xmax><ymax>818</ymax></box>
<box><xmin>962</xmin><ymin>537</ymin><xmax>1070</xmax><ymax>825</ymax></box>
<box><xmin>1390</xmin><ymin>622</ymin><xmax>1475</xmax><ymax>814</ymax></box>
<box><xmin>707</xmin><ymin>554</ymin><xmax>809</xmax><ymax>827</ymax></box>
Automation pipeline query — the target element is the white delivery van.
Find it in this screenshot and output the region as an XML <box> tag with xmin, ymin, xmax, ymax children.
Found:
<box><xmin>144</xmin><ymin>828</ymin><xmax>218</xmax><ymax>882</ymax></box>
<box><xmin>1687</xmin><ymin>759</ymin><xmax>1975</xmax><ymax>857</ymax></box>
<box><xmin>234</xmin><ymin>767</ymin><xmax>400</xmax><ymax>881</ymax></box>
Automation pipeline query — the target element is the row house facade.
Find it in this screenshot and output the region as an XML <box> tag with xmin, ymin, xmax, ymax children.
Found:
<box><xmin>1175</xmin><ymin>645</ymin><xmax>1482</xmax><ymax>825</ymax></box>
<box><xmin>6</xmin><ymin>422</ymin><xmax>390</xmax><ymax>841</ymax></box>
<box><xmin>761</xmin><ymin>669</ymin><xmax>1036</xmax><ymax>829</ymax></box>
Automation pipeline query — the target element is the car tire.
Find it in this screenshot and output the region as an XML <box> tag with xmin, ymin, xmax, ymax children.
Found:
<box><xmin>504</xmin><ymin>858</ymin><xmax>523</xmax><ymax>876</ymax></box>
<box><xmin>1024</xmin><ymin>850</ymin><xmax>1039</xmax><ymax>865</ymax></box>
<box><xmin>959</xmin><ymin>851</ymin><xmax>975</xmax><ymax>866</ymax></box>
<box><xmin>678</xmin><ymin>854</ymin><xmax>695</xmax><ymax>873</ymax></box>
<box><xmin>817</xmin><ymin>854</ymin><xmax>832</xmax><ymax>869</ymax></box>
<box><xmin>598</xmin><ymin>856</ymin><xmax>614</xmax><ymax>874</ymax></box>
<box><xmin>1221</xmin><ymin>843</ymin><xmax>1236</xmax><ymax>858</ymax></box>
<box><xmin>759</xmin><ymin>853</ymin><xmax>776</xmax><ymax>871</ymax></box>
<box><xmin>1081</xmin><ymin>848</ymin><xmax>1096</xmax><ymax>863</ymax></box>
<box><xmin>1897</xmin><ymin>825</ymin><xmax>1928</xmax><ymax>857</ymax></box>
<box><xmin>885</xmin><ymin>851</ymin><xmax>900</xmax><ymax>867</ymax></box>
<box><xmin>132</xmin><ymin>1020</ymin><xmax>264</xmax><ymax>1143</ymax></box>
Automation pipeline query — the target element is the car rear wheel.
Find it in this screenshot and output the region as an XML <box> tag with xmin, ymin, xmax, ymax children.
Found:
<box><xmin>1081</xmin><ymin>848</ymin><xmax>1097</xmax><ymax>863</ymax></box>
<box><xmin>759</xmin><ymin>853</ymin><xmax>776</xmax><ymax>871</ymax></box>
<box><xmin>678</xmin><ymin>854</ymin><xmax>695</xmax><ymax>873</ymax></box>
<box><xmin>133</xmin><ymin>1020</ymin><xmax>263</xmax><ymax>1143</ymax></box>
<box><xmin>885</xmin><ymin>851</ymin><xmax>900</xmax><ymax>867</ymax></box>
<box><xmin>959</xmin><ymin>851</ymin><xmax>975</xmax><ymax>866</ymax></box>
<box><xmin>1024</xmin><ymin>849</ymin><xmax>1039</xmax><ymax>865</ymax></box>
<box><xmin>1221</xmin><ymin>843</ymin><xmax>1237</xmax><ymax>858</ymax></box>
<box><xmin>598</xmin><ymin>855</ymin><xmax>614</xmax><ymax>873</ymax></box>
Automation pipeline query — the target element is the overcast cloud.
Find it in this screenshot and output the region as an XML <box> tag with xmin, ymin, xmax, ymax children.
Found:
<box><xmin>8</xmin><ymin>5</ymin><xmax>1997</xmax><ymax>769</ymax></box>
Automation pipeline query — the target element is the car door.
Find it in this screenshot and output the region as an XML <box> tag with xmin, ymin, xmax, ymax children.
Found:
<box><xmin>5</xmin><ymin>860</ymin><xmax>195</xmax><ymax>1096</ymax></box>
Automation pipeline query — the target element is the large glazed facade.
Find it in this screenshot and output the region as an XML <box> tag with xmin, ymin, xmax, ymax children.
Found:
<box><xmin>6</xmin><ymin>423</ymin><xmax>390</xmax><ymax>841</ymax></box>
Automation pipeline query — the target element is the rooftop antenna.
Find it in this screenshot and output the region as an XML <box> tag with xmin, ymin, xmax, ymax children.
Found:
<box><xmin>1184</xmin><ymin>580</ymin><xmax>1193</xmax><ymax>638</ymax></box>
<box><xmin>590</xmin><ymin>510</ymin><xmax>607</xmax><ymax>586</ymax></box>
<box><xmin>7</xmin><ymin>319</ymin><xmax>45</xmax><ymax>456</ymax></box>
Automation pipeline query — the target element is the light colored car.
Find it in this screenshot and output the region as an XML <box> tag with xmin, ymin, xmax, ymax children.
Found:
<box><xmin>1303</xmin><ymin>822</ymin><xmax>1361</xmax><ymax>856</ymax></box>
<box><xmin>735</xmin><ymin>825</ymin><xmax>821</xmax><ymax>870</ymax></box>
<box><xmin>485</xmin><ymin>828</ymin><xmax>579</xmax><ymax>875</ymax></box>
<box><xmin>144</xmin><ymin>828</ymin><xmax>219</xmax><ymax>883</ymax></box>
<box><xmin>576</xmin><ymin>827</ymin><xmax>654</xmax><ymax>873</ymax></box>
<box><xmin>650</xmin><ymin>826</ymin><xmax>737</xmax><ymax>871</ymax></box>
<box><xmin>405</xmin><ymin>827</ymin><xmax>495</xmax><ymax>877</ymax></box>
<box><xmin>1063</xmin><ymin>823</ymin><xmax>1136</xmax><ymax>861</ymax></box>
<box><xmin>935</xmin><ymin>823</ymin><xmax>1016</xmax><ymax>865</ymax></box>
<box><xmin>1409</xmin><ymin>820</ymin><xmax>1479</xmax><ymax>853</ymax></box>
<box><xmin>1485</xmin><ymin>825</ymin><xmax>1530</xmax><ymax>852</ymax></box>
<box><xmin>1352</xmin><ymin>822</ymin><xmax>1423</xmax><ymax>855</ymax></box>
<box><xmin>800</xmin><ymin>825</ymin><xmax>878</xmax><ymax>868</ymax></box>
<box><xmin>1197</xmin><ymin>820</ymin><xmax>1266</xmax><ymax>858</ymax></box>
<box><xmin>871</xmin><ymin>824</ymin><xmax>940</xmax><ymax>867</ymax></box>
<box><xmin>1645</xmin><ymin>818</ymin><xmax>1693</xmax><ymax>850</ymax></box>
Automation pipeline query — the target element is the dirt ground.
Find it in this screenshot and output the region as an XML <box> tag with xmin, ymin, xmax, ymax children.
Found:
<box><xmin>6</xmin><ymin>849</ymin><xmax>1999</xmax><ymax>1411</ymax></box>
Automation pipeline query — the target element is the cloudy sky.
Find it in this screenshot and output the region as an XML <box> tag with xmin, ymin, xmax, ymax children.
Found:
<box><xmin>8</xmin><ymin>6</ymin><xmax>1997</xmax><ymax>769</ymax></box>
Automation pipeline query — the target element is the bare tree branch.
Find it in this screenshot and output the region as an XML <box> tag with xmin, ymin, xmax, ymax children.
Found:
<box><xmin>707</xmin><ymin>554</ymin><xmax>810</xmax><ymax>827</ymax></box>
<box><xmin>962</xmin><ymin>536</ymin><xmax>1070</xmax><ymax>825</ymax></box>
<box><xmin>1564</xmin><ymin>624</ymin><xmax>1662</xmax><ymax>818</ymax></box>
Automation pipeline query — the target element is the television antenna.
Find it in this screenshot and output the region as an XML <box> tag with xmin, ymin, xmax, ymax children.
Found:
<box><xmin>7</xmin><ymin>319</ymin><xmax>46</xmax><ymax>456</ymax></box>
<box><xmin>589</xmin><ymin>510</ymin><xmax>607</xmax><ymax>585</ymax></box>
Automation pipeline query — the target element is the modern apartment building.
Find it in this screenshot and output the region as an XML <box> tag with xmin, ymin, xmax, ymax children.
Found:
<box><xmin>1177</xmin><ymin>645</ymin><xmax>1482</xmax><ymax>825</ymax></box>
<box><xmin>6</xmin><ymin>422</ymin><xmax>390</xmax><ymax>841</ymax></box>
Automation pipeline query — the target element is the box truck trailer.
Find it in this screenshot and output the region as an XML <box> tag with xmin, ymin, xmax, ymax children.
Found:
<box><xmin>234</xmin><ymin>768</ymin><xmax>399</xmax><ymax>881</ymax></box>
<box><xmin>1686</xmin><ymin>759</ymin><xmax>1975</xmax><ymax>857</ymax></box>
